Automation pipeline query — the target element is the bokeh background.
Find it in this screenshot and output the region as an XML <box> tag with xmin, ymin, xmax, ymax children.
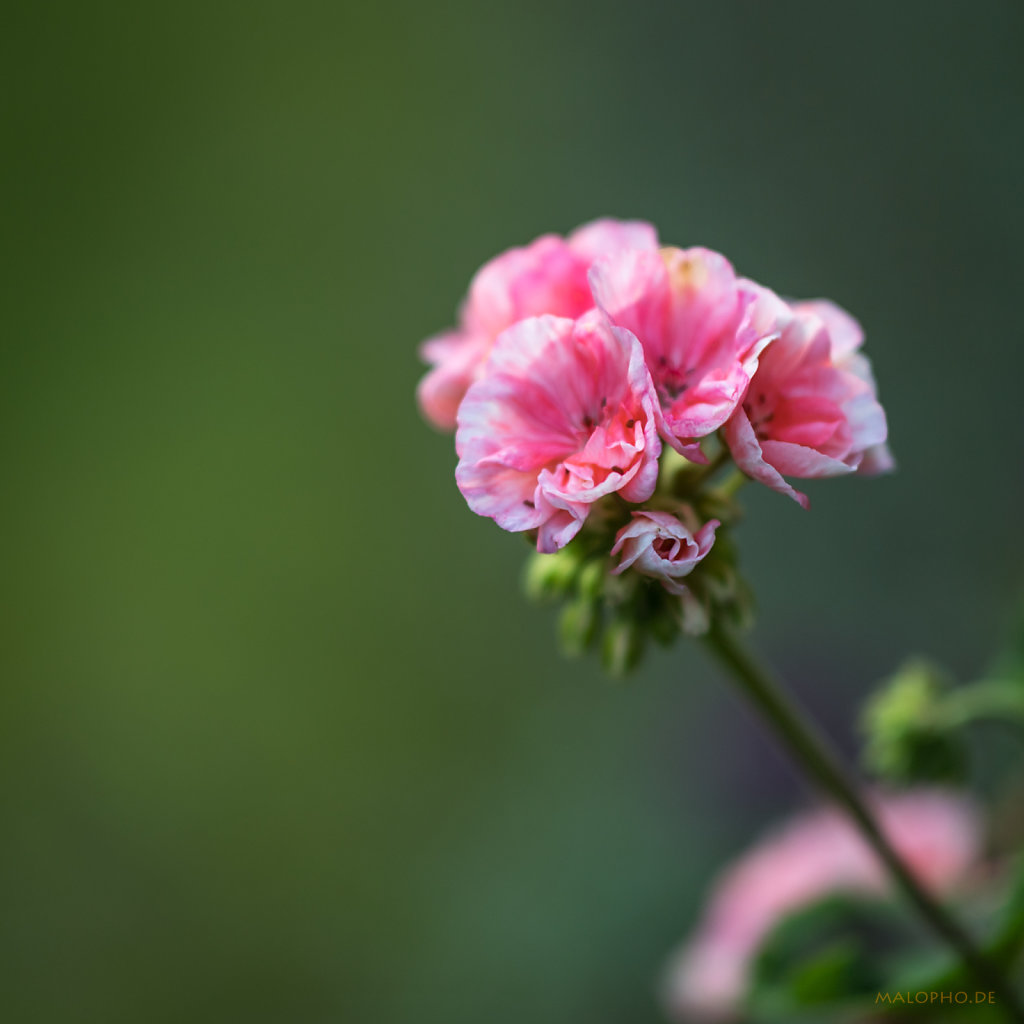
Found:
<box><xmin>4</xmin><ymin>2</ymin><xmax>1024</xmax><ymax>1021</ymax></box>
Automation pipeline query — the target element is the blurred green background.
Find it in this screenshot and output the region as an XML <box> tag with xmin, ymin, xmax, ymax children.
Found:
<box><xmin>3</xmin><ymin>2</ymin><xmax>1023</xmax><ymax>1021</ymax></box>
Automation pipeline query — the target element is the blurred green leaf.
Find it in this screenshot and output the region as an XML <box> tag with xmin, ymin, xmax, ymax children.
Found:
<box><xmin>990</xmin><ymin>856</ymin><xmax>1024</xmax><ymax>973</ymax></box>
<box><xmin>746</xmin><ymin>894</ymin><xmax>935</xmax><ymax>1023</ymax></box>
<box><xmin>873</xmin><ymin>862</ymin><xmax>1024</xmax><ymax>1018</ymax></box>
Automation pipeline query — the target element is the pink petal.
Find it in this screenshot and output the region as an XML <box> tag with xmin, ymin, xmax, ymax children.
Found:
<box><xmin>723</xmin><ymin>409</ymin><xmax>810</xmax><ymax>509</ymax></box>
<box><xmin>568</xmin><ymin>217</ymin><xmax>659</xmax><ymax>261</ymax></box>
<box><xmin>455</xmin><ymin>312</ymin><xmax>661</xmax><ymax>551</ymax></box>
<box><xmin>793</xmin><ymin>299</ymin><xmax>864</xmax><ymax>359</ymax></box>
<box><xmin>758</xmin><ymin>440</ymin><xmax>856</xmax><ymax>479</ymax></box>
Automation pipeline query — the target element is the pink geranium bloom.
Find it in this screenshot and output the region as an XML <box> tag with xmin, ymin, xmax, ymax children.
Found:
<box><xmin>795</xmin><ymin>298</ymin><xmax>895</xmax><ymax>475</ymax></box>
<box><xmin>589</xmin><ymin>247</ymin><xmax>779</xmax><ymax>461</ymax></box>
<box><xmin>417</xmin><ymin>219</ymin><xmax>658</xmax><ymax>429</ymax></box>
<box><xmin>456</xmin><ymin>311</ymin><xmax>661</xmax><ymax>553</ymax></box>
<box><xmin>611</xmin><ymin>510</ymin><xmax>719</xmax><ymax>595</ymax></box>
<box><xmin>722</xmin><ymin>294</ymin><xmax>890</xmax><ymax>508</ymax></box>
<box><xmin>663</xmin><ymin>790</ymin><xmax>981</xmax><ymax>1023</ymax></box>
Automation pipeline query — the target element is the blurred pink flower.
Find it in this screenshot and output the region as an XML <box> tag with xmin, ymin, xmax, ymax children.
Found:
<box><xmin>455</xmin><ymin>311</ymin><xmax>661</xmax><ymax>553</ymax></box>
<box><xmin>417</xmin><ymin>219</ymin><xmax>658</xmax><ymax>429</ymax></box>
<box><xmin>663</xmin><ymin>790</ymin><xmax>981</xmax><ymax>1023</ymax></box>
<box><xmin>611</xmin><ymin>509</ymin><xmax>719</xmax><ymax>595</ymax></box>
<box><xmin>589</xmin><ymin>247</ymin><xmax>778</xmax><ymax>462</ymax></box>
<box><xmin>722</xmin><ymin>294</ymin><xmax>890</xmax><ymax>508</ymax></box>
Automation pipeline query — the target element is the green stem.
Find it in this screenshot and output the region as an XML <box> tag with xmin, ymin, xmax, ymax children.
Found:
<box><xmin>941</xmin><ymin>682</ymin><xmax>1024</xmax><ymax>730</ymax></box>
<box><xmin>713</xmin><ymin>468</ymin><xmax>747</xmax><ymax>500</ymax></box>
<box><xmin>703</xmin><ymin>621</ymin><xmax>1024</xmax><ymax>1021</ymax></box>
<box><xmin>674</xmin><ymin>446</ymin><xmax>731</xmax><ymax>495</ymax></box>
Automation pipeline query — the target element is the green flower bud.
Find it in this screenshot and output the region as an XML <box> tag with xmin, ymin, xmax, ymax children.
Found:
<box><xmin>577</xmin><ymin>557</ymin><xmax>607</xmax><ymax>601</ymax></box>
<box><xmin>523</xmin><ymin>546</ymin><xmax>586</xmax><ymax>601</ymax></box>
<box><xmin>602</xmin><ymin>616</ymin><xmax>645</xmax><ymax>676</ymax></box>
<box><xmin>559</xmin><ymin>593</ymin><xmax>600</xmax><ymax>656</ymax></box>
<box><xmin>861</xmin><ymin>659</ymin><xmax>967</xmax><ymax>784</ymax></box>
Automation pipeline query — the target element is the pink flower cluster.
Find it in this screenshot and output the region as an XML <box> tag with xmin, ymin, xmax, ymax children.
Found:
<box><xmin>418</xmin><ymin>218</ymin><xmax>890</xmax><ymax>591</ymax></box>
<box><xmin>662</xmin><ymin>790</ymin><xmax>981</xmax><ymax>1023</ymax></box>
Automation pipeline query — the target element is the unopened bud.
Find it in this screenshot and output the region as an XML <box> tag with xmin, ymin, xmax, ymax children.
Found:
<box><xmin>602</xmin><ymin>617</ymin><xmax>645</xmax><ymax>676</ymax></box>
<box><xmin>578</xmin><ymin>558</ymin><xmax>607</xmax><ymax>601</ymax></box>
<box><xmin>523</xmin><ymin>547</ymin><xmax>584</xmax><ymax>601</ymax></box>
<box><xmin>559</xmin><ymin>594</ymin><xmax>600</xmax><ymax>656</ymax></box>
<box><xmin>861</xmin><ymin>659</ymin><xmax>966</xmax><ymax>783</ymax></box>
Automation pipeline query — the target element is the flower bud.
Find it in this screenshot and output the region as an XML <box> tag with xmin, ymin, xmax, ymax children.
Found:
<box><xmin>602</xmin><ymin>616</ymin><xmax>645</xmax><ymax>676</ymax></box>
<box><xmin>578</xmin><ymin>558</ymin><xmax>607</xmax><ymax>601</ymax></box>
<box><xmin>523</xmin><ymin>547</ymin><xmax>583</xmax><ymax>601</ymax></box>
<box><xmin>861</xmin><ymin>660</ymin><xmax>967</xmax><ymax>784</ymax></box>
<box><xmin>611</xmin><ymin>509</ymin><xmax>718</xmax><ymax>595</ymax></box>
<box><xmin>559</xmin><ymin>593</ymin><xmax>600</xmax><ymax>656</ymax></box>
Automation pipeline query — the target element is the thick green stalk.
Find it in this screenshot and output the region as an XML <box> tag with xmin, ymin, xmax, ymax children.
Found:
<box><xmin>941</xmin><ymin>681</ymin><xmax>1024</xmax><ymax>730</ymax></box>
<box><xmin>703</xmin><ymin>621</ymin><xmax>1024</xmax><ymax>1021</ymax></box>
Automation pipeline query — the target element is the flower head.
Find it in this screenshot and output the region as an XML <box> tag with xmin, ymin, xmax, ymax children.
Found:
<box><xmin>590</xmin><ymin>247</ymin><xmax>778</xmax><ymax>461</ymax></box>
<box><xmin>419</xmin><ymin>220</ymin><xmax>892</xmax><ymax>665</ymax></box>
<box><xmin>417</xmin><ymin>219</ymin><xmax>658</xmax><ymax>429</ymax></box>
<box><xmin>611</xmin><ymin>509</ymin><xmax>719</xmax><ymax>595</ymax></box>
<box><xmin>663</xmin><ymin>790</ymin><xmax>980</xmax><ymax>1022</ymax></box>
<box><xmin>455</xmin><ymin>311</ymin><xmax>661</xmax><ymax>553</ymax></box>
<box><xmin>723</xmin><ymin>294</ymin><xmax>890</xmax><ymax>508</ymax></box>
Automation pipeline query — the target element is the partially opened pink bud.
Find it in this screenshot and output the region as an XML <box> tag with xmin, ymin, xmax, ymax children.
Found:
<box><xmin>723</xmin><ymin>293</ymin><xmax>890</xmax><ymax>508</ymax></box>
<box><xmin>611</xmin><ymin>510</ymin><xmax>719</xmax><ymax>595</ymax></box>
<box><xmin>417</xmin><ymin>219</ymin><xmax>658</xmax><ymax>429</ymax></box>
<box><xmin>663</xmin><ymin>790</ymin><xmax>980</xmax><ymax>1023</ymax></box>
<box><xmin>590</xmin><ymin>247</ymin><xmax>779</xmax><ymax>461</ymax></box>
<box><xmin>455</xmin><ymin>311</ymin><xmax>662</xmax><ymax>553</ymax></box>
